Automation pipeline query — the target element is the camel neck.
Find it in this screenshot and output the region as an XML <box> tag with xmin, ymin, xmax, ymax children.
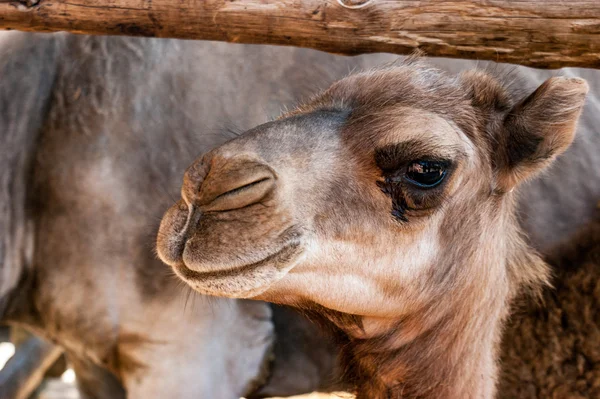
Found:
<box><xmin>336</xmin><ymin>285</ymin><xmax>510</xmax><ymax>399</ymax></box>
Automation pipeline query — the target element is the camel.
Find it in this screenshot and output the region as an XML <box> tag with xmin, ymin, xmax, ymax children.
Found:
<box><xmin>1</xmin><ymin>31</ymin><xmax>393</xmax><ymax>398</ymax></box>
<box><xmin>499</xmin><ymin>212</ymin><xmax>600</xmax><ymax>398</ymax></box>
<box><xmin>157</xmin><ymin>60</ymin><xmax>589</xmax><ymax>398</ymax></box>
<box><xmin>2</xmin><ymin>30</ymin><xmax>600</xmax><ymax>398</ymax></box>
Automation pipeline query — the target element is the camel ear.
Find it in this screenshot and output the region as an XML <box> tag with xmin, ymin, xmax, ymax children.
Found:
<box><xmin>496</xmin><ymin>77</ymin><xmax>588</xmax><ymax>192</ymax></box>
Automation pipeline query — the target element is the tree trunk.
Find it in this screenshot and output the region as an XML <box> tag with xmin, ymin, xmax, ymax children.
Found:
<box><xmin>0</xmin><ymin>1</ymin><xmax>598</xmax><ymax>67</ymax></box>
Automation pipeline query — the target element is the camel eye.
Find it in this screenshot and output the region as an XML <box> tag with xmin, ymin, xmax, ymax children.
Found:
<box><xmin>406</xmin><ymin>160</ymin><xmax>447</xmax><ymax>188</ymax></box>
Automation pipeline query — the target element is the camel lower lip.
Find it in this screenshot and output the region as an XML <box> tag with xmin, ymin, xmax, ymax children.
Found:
<box><xmin>172</xmin><ymin>242</ymin><xmax>304</xmax><ymax>298</ymax></box>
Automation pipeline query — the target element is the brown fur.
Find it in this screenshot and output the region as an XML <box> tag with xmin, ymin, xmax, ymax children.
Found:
<box><xmin>499</xmin><ymin>215</ymin><xmax>600</xmax><ymax>399</ymax></box>
<box><xmin>158</xmin><ymin>60</ymin><xmax>588</xmax><ymax>398</ymax></box>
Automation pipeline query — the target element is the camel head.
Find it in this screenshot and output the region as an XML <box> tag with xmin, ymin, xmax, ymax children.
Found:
<box><xmin>157</xmin><ymin>60</ymin><xmax>587</xmax><ymax>323</ymax></box>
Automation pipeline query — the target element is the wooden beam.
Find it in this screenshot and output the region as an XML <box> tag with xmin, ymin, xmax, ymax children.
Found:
<box><xmin>0</xmin><ymin>0</ymin><xmax>599</xmax><ymax>69</ymax></box>
<box><xmin>0</xmin><ymin>336</ymin><xmax>63</xmax><ymax>399</ymax></box>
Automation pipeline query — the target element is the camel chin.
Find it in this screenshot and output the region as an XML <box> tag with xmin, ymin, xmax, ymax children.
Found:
<box><xmin>170</xmin><ymin>243</ymin><xmax>306</xmax><ymax>299</ymax></box>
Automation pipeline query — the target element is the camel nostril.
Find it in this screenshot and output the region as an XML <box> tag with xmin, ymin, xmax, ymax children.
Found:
<box><xmin>202</xmin><ymin>164</ymin><xmax>276</xmax><ymax>212</ymax></box>
<box><xmin>214</xmin><ymin>176</ymin><xmax>272</xmax><ymax>199</ymax></box>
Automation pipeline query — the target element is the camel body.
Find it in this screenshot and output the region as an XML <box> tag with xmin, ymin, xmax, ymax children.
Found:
<box><xmin>499</xmin><ymin>215</ymin><xmax>600</xmax><ymax>398</ymax></box>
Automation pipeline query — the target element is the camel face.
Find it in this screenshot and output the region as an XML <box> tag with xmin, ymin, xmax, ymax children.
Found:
<box><xmin>157</xmin><ymin>61</ymin><xmax>588</xmax><ymax>320</ymax></box>
<box><xmin>158</xmin><ymin>107</ymin><xmax>471</xmax><ymax>309</ymax></box>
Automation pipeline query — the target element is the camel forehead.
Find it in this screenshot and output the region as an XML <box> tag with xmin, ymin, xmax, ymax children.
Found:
<box><xmin>370</xmin><ymin>107</ymin><xmax>474</xmax><ymax>150</ymax></box>
<box><xmin>244</xmin><ymin>107</ymin><xmax>470</xmax><ymax>152</ymax></box>
<box><xmin>327</xmin><ymin>64</ymin><xmax>468</xmax><ymax>110</ymax></box>
<box><xmin>286</xmin><ymin>64</ymin><xmax>482</xmax><ymax>152</ymax></box>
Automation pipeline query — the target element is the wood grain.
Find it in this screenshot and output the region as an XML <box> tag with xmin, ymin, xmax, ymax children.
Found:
<box><xmin>0</xmin><ymin>1</ymin><xmax>598</xmax><ymax>68</ymax></box>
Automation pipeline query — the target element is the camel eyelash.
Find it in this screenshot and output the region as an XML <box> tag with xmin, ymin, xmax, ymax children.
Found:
<box><xmin>377</xmin><ymin>160</ymin><xmax>453</xmax><ymax>222</ymax></box>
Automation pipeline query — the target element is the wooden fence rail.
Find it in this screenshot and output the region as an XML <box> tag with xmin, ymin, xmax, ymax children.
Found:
<box><xmin>0</xmin><ymin>1</ymin><xmax>599</xmax><ymax>68</ymax></box>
